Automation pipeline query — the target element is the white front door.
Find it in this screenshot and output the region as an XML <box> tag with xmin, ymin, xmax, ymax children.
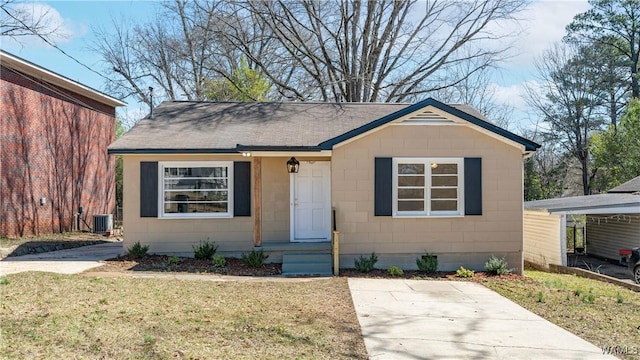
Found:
<box><xmin>291</xmin><ymin>161</ymin><xmax>331</xmax><ymax>242</ymax></box>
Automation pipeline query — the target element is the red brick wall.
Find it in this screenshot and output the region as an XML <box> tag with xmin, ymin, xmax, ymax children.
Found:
<box><xmin>1</xmin><ymin>65</ymin><xmax>116</xmax><ymax>237</ymax></box>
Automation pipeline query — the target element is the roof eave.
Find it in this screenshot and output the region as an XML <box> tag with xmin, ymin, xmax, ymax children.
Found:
<box><xmin>1</xmin><ymin>50</ymin><xmax>126</xmax><ymax>108</ymax></box>
<box><xmin>107</xmin><ymin>145</ymin><xmax>324</xmax><ymax>155</ymax></box>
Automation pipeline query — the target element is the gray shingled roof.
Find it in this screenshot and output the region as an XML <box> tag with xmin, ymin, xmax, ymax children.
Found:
<box><xmin>108</xmin><ymin>100</ymin><xmax>537</xmax><ymax>154</ymax></box>
<box><xmin>109</xmin><ymin>102</ymin><xmax>407</xmax><ymax>152</ymax></box>
<box><xmin>608</xmin><ymin>176</ymin><xmax>640</xmax><ymax>193</ymax></box>
<box><xmin>525</xmin><ymin>194</ymin><xmax>640</xmax><ymax>214</ymax></box>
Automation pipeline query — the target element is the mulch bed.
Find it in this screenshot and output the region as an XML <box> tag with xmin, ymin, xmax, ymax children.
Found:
<box><xmin>99</xmin><ymin>255</ymin><xmax>282</xmax><ymax>276</ymax></box>
<box><xmin>96</xmin><ymin>254</ymin><xmax>527</xmax><ymax>281</ymax></box>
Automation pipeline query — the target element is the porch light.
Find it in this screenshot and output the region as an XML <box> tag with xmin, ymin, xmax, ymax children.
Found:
<box><xmin>287</xmin><ymin>157</ymin><xmax>300</xmax><ymax>173</ymax></box>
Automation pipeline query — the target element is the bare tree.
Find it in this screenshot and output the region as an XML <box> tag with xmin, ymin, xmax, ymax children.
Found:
<box><xmin>220</xmin><ymin>0</ymin><xmax>526</xmax><ymax>102</ymax></box>
<box><xmin>526</xmin><ymin>43</ymin><xmax>606</xmax><ymax>195</ymax></box>
<box><xmin>430</xmin><ymin>60</ymin><xmax>514</xmax><ymax>129</ymax></box>
<box><xmin>92</xmin><ymin>0</ymin><xmax>233</xmax><ymax>106</ymax></box>
<box><xmin>92</xmin><ymin>0</ymin><xmax>526</xmax><ymax>105</ymax></box>
<box><xmin>1</xmin><ymin>0</ymin><xmax>67</xmax><ymax>42</ymax></box>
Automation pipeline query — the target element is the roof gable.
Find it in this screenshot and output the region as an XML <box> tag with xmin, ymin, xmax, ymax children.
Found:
<box><xmin>318</xmin><ymin>98</ymin><xmax>539</xmax><ymax>152</ymax></box>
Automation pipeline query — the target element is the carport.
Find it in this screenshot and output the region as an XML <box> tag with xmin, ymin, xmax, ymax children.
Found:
<box><xmin>523</xmin><ymin>193</ymin><xmax>640</xmax><ymax>269</ymax></box>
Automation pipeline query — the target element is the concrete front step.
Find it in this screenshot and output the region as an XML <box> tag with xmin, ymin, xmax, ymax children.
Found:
<box><xmin>282</xmin><ymin>253</ymin><xmax>333</xmax><ymax>276</ymax></box>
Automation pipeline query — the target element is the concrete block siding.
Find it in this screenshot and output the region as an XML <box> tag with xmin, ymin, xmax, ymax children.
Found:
<box><xmin>332</xmin><ymin>125</ymin><xmax>525</xmax><ymax>273</ymax></box>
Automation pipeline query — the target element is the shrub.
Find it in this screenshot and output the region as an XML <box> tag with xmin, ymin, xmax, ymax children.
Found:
<box><xmin>242</xmin><ymin>249</ymin><xmax>268</xmax><ymax>267</ymax></box>
<box><xmin>388</xmin><ymin>266</ymin><xmax>404</xmax><ymax>276</ymax></box>
<box><xmin>416</xmin><ymin>253</ymin><xmax>438</xmax><ymax>273</ymax></box>
<box><xmin>536</xmin><ymin>291</ymin><xmax>545</xmax><ymax>303</ymax></box>
<box><xmin>193</xmin><ymin>239</ymin><xmax>218</xmax><ymax>260</ymax></box>
<box><xmin>127</xmin><ymin>242</ymin><xmax>149</xmax><ymax>259</ymax></box>
<box><xmin>484</xmin><ymin>256</ymin><xmax>511</xmax><ymax>275</ymax></box>
<box><xmin>212</xmin><ymin>254</ymin><xmax>226</xmax><ymax>267</ymax></box>
<box><xmin>0</xmin><ymin>278</ymin><xmax>9</xmax><ymax>285</ymax></box>
<box><xmin>354</xmin><ymin>252</ymin><xmax>378</xmax><ymax>273</ymax></box>
<box><xmin>456</xmin><ymin>266</ymin><xmax>474</xmax><ymax>278</ymax></box>
<box><xmin>167</xmin><ymin>256</ymin><xmax>182</xmax><ymax>265</ymax></box>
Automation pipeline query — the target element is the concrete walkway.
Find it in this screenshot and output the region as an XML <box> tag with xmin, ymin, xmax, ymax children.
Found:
<box><xmin>348</xmin><ymin>278</ymin><xmax>616</xmax><ymax>360</ymax></box>
<box><xmin>0</xmin><ymin>242</ymin><xmax>123</xmax><ymax>276</ymax></box>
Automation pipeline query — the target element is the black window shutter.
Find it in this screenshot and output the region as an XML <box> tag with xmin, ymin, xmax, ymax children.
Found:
<box><xmin>234</xmin><ymin>161</ymin><xmax>251</xmax><ymax>216</ymax></box>
<box><xmin>374</xmin><ymin>157</ymin><xmax>392</xmax><ymax>216</ymax></box>
<box><xmin>464</xmin><ymin>158</ymin><xmax>482</xmax><ymax>215</ymax></box>
<box><xmin>140</xmin><ymin>162</ymin><xmax>158</xmax><ymax>217</ymax></box>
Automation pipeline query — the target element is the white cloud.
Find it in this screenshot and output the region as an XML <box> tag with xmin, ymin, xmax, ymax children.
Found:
<box><xmin>507</xmin><ymin>0</ymin><xmax>590</xmax><ymax>69</ymax></box>
<box><xmin>2</xmin><ymin>2</ymin><xmax>75</xmax><ymax>47</ymax></box>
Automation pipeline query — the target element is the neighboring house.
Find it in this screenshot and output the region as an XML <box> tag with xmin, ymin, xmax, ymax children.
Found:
<box><xmin>108</xmin><ymin>99</ymin><xmax>539</xmax><ymax>273</ymax></box>
<box><xmin>1</xmin><ymin>50</ymin><xmax>125</xmax><ymax>237</ymax></box>
<box><xmin>524</xmin><ymin>176</ymin><xmax>640</xmax><ymax>269</ymax></box>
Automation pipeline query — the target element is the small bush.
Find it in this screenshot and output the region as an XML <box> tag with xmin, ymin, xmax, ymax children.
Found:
<box><xmin>212</xmin><ymin>254</ymin><xmax>226</xmax><ymax>267</ymax></box>
<box><xmin>484</xmin><ymin>256</ymin><xmax>511</xmax><ymax>275</ymax></box>
<box><xmin>388</xmin><ymin>266</ymin><xmax>404</xmax><ymax>276</ymax></box>
<box><xmin>583</xmin><ymin>294</ymin><xmax>596</xmax><ymax>303</ymax></box>
<box><xmin>574</xmin><ymin>288</ymin><xmax>583</xmax><ymax>297</ymax></box>
<box><xmin>456</xmin><ymin>266</ymin><xmax>474</xmax><ymax>278</ymax></box>
<box><xmin>536</xmin><ymin>291</ymin><xmax>545</xmax><ymax>303</ymax></box>
<box><xmin>416</xmin><ymin>253</ymin><xmax>438</xmax><ymax>273</ymax></box>
<box><xmin>242</xmin><ymin>249</ymin><xmax>268</xmax><ymax>267</ymax></box>
<box><xmin>616</xmin><ymin>292</ymin><xmax>624</xmax><ymax>304</ymax></box>
<box><xmin>0</xmin><ymin>278</ymin><xmax>9</xmax><ymax>285</ymax></box>
<box><xmin>127</xmin><ymin>242</ymin><xmax>149</xmax><ymax>259</ymax></box>
<box><xmin>354</xmin><ymin>252</ymin><xmax>378</xmax><ymax>273</ymax></box>
<box><xmin>167</xmin><ymin>256</ymin><xmax>182</xmax><ymax>265</ymax></box>
<box><xmin>193</xmin><ymin>239</ymin><xmax>218</xmax><ymax>260</ymax></box>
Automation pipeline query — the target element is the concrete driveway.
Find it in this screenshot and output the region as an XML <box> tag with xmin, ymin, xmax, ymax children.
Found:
<box><xmin>348</xmin><ymin>278</ymin><xmax>616</xmax><ymax>360</ymax></box>
<box><xmin>0</xmin><ymin>242</ymin><xmax>122</xmax><ymax>276</ymax></box>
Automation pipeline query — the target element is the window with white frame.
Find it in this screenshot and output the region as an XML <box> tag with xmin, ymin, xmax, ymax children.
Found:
<box><xmin>160</xmin><ymin>161</ymin><xmax>233</xmax><ymax>218</ymax></box>
<box><xmin>393</xmin><ymin>158</ymin><xmax>464</xmax><ymax>217</ymax></box>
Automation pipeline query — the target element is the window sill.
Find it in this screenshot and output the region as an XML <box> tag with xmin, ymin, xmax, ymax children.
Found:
<box><xmin>392</xmin><ymin>214</ymin><xmax>464</xmax><ymax>219</ymax></box>
<box><xmin>159</xmin><ymin>214</ymin><xmax>234</xmax><ymax>219</ymax></box>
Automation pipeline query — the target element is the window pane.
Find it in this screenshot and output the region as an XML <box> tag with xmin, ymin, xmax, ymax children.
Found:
<box><xmin>431</xmin><ymin>163</ymin><xmax>457</xmax><ymax>174</ymax></box>
<box><xmin>398</xmin><ymin>164</ymin><xmax>425</xmax><ymax>174</ymax></box>
<box><xmin>431</xmin><ymin>188</ymin><xmax>457</xmax><ymax>199</ymax></box>
<box><xmin>398</xmin><ymin>200</ymin><xmax>424</xmax><ymax>211</ymax></box>
<box><xmin>398</xmin><ymin>188</ymin><xmax>424</xmax><ymax>199</ymax></box>
<box><xmin>432</xmin><ymin>176</ymin><xmax>458</xmax><ymax>186</ymax></box>
<box><xmin>431</xmin><ymin>200</ymin><xmax>457</xmax><ymax>211</ymax></box>
<box><xmin>164</xmin><ymin>167</ymin><xmax>227</xmax><ymax>178</ymax></box>
<box><xmin>164</xmin><ymin>202</ymin><xmax>228</xmax><ymax>214</ymax></box>
<box><xmin>164</xmin><ymin>179</ymin><xmax>228</xmax><ymax>190</ymax></box>
<box><xmin>190</xmin><ymin>202</ymin><xmax>228</xmax><ymax>213</ymax></box>
<box><xmin>398</xmin><ymin>175</ymin><xmax>425</xmax><ymax>186</ymax></box>
<box><xmin>164</xmin><ymin>191</ymin><xmax>228</xmax><ymax>202</ymax></box>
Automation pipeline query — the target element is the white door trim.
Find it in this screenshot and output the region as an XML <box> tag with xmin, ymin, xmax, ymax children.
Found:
<box><xmin>290</xmin><ymin>161</ymin><xmax>331</xmax><ymax>242</ymax></box>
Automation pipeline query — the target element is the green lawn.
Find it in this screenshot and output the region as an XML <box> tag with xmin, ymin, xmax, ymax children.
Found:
<box><xmin>481</xmin><ymin>270</ymin><xmax>640</xmax><ymax>359</ymax></box>
<box><xmin>0</xmin><ymin>272</ymin><xmax>367</xmax><ymax>359</ymax></box>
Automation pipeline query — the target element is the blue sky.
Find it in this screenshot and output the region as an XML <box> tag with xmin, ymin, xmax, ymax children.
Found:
<box><xmin>1</xmin><ymin>0</ymin><xmax>591</xmax><ymax>129</ymax></box>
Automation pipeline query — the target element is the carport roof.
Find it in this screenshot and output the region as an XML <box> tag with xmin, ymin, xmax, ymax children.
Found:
<box><xmin>525</xmin><ymin>194</ymin><xmax>640</xmax><ymax>214</ymax></box>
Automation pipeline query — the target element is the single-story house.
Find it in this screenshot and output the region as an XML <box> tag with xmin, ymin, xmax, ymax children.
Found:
<box><xmin>524</xmin><ymin>176</ymin><xmax>640</xmax><ymax>269</ymax></box>
<box><xmin>109</xmin><ymin>98</ymin><xmax>540</xmax><ymax>274</ymax></box>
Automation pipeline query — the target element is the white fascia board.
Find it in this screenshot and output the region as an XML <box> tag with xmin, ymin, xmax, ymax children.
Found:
<box><xmin>246</xmin><ymin>151</ymin><xmax>332</xmax><ymax>158</ymax></box>
<box><xmin>550</xmin><ymin>205</ymin><xmax>640</xmax><ymax>215</ymax></box>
